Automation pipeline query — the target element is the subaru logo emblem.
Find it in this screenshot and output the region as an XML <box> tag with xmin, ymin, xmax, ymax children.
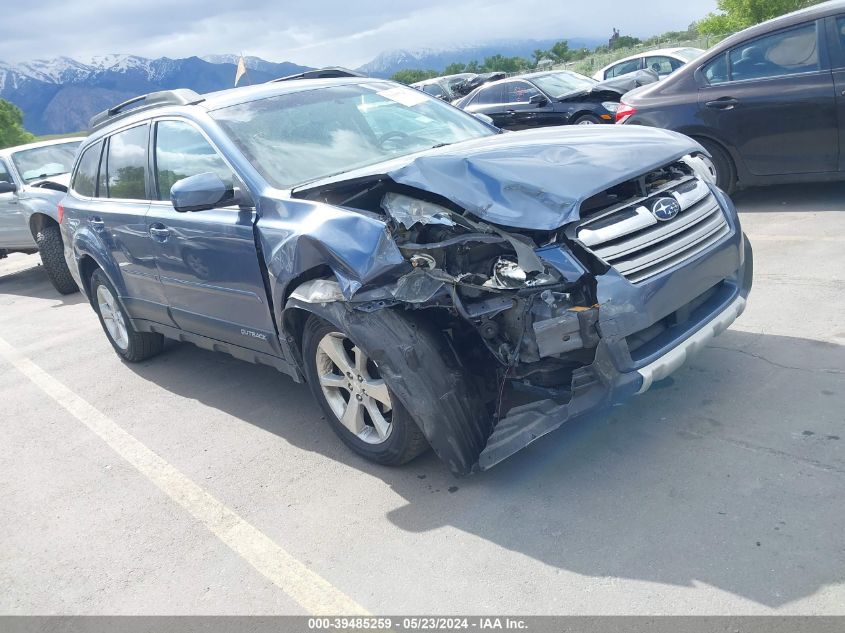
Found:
<box><xmin>651</xmin><ymin>197</ymin><xmax>681</xmax><ymax>222</ymax></box>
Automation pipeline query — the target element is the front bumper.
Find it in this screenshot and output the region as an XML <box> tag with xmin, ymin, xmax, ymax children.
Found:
<box><xmin>477</xmin><ymin>196</ymin><xmax>753</xmax><ymax>471</ymax></box>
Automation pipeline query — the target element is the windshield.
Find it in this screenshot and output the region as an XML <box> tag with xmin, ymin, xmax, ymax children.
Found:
<box><xmin>531</xmin><ymin>71</ymin><xmax>597</xmax><ymax>98</ymax></box>
<box><xmin>676</xmin><ymin>47</ymin><xmax>705</xmax><ymax>61</ymax></box>
<box><xmin>11</xmin><ymin>141</ymin><xmax>81</xmax><ymax>183</ymax></box>
<box><xmin>211</xmin><ymin>82</ymin><xmax>494</xmax><ymax>188</ymax></box>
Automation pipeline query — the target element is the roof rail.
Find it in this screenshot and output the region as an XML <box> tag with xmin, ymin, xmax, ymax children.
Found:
<box><xmin>269</xmin><ymin>66</ymin><xmax>367</xmax><ymax>83</ymax></box>
<box><xmin>89</xmin><ymin>89</ymin><xmax>205</xmax><ymax>130</ymax></box>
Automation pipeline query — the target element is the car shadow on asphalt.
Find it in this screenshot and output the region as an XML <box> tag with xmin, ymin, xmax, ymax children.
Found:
<box><xmin>123</xmin><ymin>326</ymin><xmax>844</xmax><ymax>609</ymax></box>
<box><xmin>0</xmin><ymin>260</ymin><xmax>86</xmax><ymax>306</ymax></box>
<box><xmin>733</xmin><ymin>182</ymin><xmax>845</xmax><ymax>214</ymax></box>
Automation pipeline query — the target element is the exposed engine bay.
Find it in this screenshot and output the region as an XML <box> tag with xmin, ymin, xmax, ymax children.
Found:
<box><xmin>288</xmin><ymin>156</ymin><xmax>717</xmax><ymax>472</ymax></box>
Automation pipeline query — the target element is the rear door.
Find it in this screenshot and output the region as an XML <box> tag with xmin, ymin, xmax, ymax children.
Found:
<box><xmin>145</xmin><ymin>118</ymin><xmax>279</xmax><ymax>356</ymax></box>
<box><xmin>0</xmin><ymin>159</ymin><xmax>32</xmax><ymax>248</ymax></box>
<box><xmin>70</xmin><ymin>127</ymin><xmax>172</xmax><ymax>324</ymax></box>
<box><xmin>826</xmin><ymin>14</ymin><xmax>845</xmax><ymax>170</ymax></box>
<box><xmin>466</xmin><ymin>83</ymin><xmax>509</xmax><ymax>126</ymax></box>
<box><xmin>697</xmin><ymin>19</ymin><xmax>837</xmax><ymax>176</ymax></box>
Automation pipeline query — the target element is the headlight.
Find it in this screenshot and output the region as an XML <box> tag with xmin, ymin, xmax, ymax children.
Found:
<box><xmin>381</xmin><ymin>192</ymin><xmax>455</xmax><ymax>228</ymax></box>
<box><xmin>601</xmin><ymin>101</ymin><xmax>619</xmax><ymax>113</ymax></box>
<box><xmin>681</xmin><ymin>153</ymin><xmax>717</xmax><ymax>185</ymax></box>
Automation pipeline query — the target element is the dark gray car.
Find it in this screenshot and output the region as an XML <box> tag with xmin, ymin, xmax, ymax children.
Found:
<box><xmin>61</xmin><ymin>80</ymin><xmax>752</xmax><ymax>474</ymax></box>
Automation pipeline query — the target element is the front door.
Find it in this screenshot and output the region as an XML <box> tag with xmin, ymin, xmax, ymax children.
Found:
<box><xmin>698</xmin><ymin>20</ymin><xmax>838</xmax><ymax>177</ymax></box>
<box><xmin>146</xmin><ymin>118</ymin><xmax>280</xmax><ymax>356</ymax></box>
<box><xmin>0</xmin><ymin>159</ymin><xmax>33</xmax><ymax>249</ymax></box>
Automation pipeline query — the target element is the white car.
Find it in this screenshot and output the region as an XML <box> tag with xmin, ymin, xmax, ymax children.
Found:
<box><xmin>592</xmin><ymin>47</ymin><xmax>704</xmax><ymax>81</ymax></box>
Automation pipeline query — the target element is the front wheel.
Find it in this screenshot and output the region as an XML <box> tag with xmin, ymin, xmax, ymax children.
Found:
<box><xmin>36</xmin><ymin>224</ymin><xmax>78</xmax><ymax>294</ymax></box>
<box><xmin>302</xmin><ymin>314</ymin><xmax>428</xmax><ymax>466</ymax></box>
<box><xmin>694</xmin><ymin>138</ymin><xmax>737</xmax><ymax>194</ymax></box>
<box><xmin>572</xmin><ymin>113</ymin><xmax>601</xmax><ymax>125</ymax></box>
<box><xmin>90</xmin><ymin>269</ymin><xmax>164</xmax><ymax>362</ymax></box>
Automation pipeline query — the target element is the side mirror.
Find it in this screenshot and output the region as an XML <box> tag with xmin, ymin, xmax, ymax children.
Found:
<box><xmin>529</xmin><ymin>94</ymin><xmax>549</xmax><ymax>107</ymax></box>
<box><xmin>0</xmin><ymin>181</ymin><xmax>17</xmax><ymax>194</ymax></box>
<box><xmin>472</xmin><ymin>112</ymin><xmax>495</xmax><ymax>126</ymax></box>
<box><xmin>170</xmin><ymin>172</ymin><xmax>244</xmax><ymax>213</ymax></box>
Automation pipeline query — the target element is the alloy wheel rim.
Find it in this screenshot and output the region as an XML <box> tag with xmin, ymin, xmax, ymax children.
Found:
<box><xmin>315</xmin><ymin>332</ymin><xmax>393</xmax><ymax>445</ymax></box>
<box><xmin>96</xmin><ymin>285</ymin><xmax>129</xmax><ymax>351</ymax></box>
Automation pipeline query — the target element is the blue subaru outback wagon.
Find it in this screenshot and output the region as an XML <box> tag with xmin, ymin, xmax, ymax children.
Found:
<box><xmin>61</xmin><ymin>78</ymin><xmax>752</xmax><ymax>475</ymax></box>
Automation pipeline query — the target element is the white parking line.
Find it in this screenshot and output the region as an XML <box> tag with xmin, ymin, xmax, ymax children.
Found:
<box><xmin>0</xmin><ymin>335</ymin><xmax>368</xmax><ymax>615</ymax></box>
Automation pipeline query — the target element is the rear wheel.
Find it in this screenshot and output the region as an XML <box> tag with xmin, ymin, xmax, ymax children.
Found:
<box><xmin>90</xmin><ymin>269</ymin><xmax>164</xmax><ymax>362</ymax></box>
<box><xmin>302</xmin><ymin>314</ymin><xmax>428</xmax><ymax>466</ymax></box>
<box><xmin>572</xmin><ymin>113</ymin><xmax>602</xmax><ymax>125</ymax></box>
<box><xmin>694</xmin><ymin>138</ymin><xmax>737</xmax><ymax>194</ymax></box>
<box><xmin>36</xmin><ymin>223</ymin><xmax>78</xmax><ymax>294</ymax></box>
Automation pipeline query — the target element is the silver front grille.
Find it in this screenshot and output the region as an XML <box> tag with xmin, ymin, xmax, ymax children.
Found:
<box><xmin>577</xmin><ymin>176</ymin><xmax>730</xmax><ymax>284</ymax></box>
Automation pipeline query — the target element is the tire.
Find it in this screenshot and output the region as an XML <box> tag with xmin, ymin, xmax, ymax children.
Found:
<box><xmin>89</xmin><ymin>268</ymin><xmax>164</xmax><ymax>362</ymax></box>
<box><xmin>36</xmin><ymin>223</ymin><xmax>78</xmax><ymax>294</ymax></box>
<box><xmin>302</xmin><ymin>314</ymin><xmax>429</xmax><ymax>466</ymax></box>
<box><xmin>694</xmin><ymin>138</ymin><xmax>737</xmax><ymax>194</ymax></box>
<box><xmin>572</xmin><ymin>113</ymin><xmax>602</xmax><ymax>125</ymax></box>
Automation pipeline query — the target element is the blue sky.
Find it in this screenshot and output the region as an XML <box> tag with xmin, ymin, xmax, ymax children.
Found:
<box><xmin>0</xmin><ymin>0</ymin><xmax>717</xmax><ymax>65</ymax></box>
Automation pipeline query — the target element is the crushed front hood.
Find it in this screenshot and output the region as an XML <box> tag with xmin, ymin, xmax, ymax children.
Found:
<box><xmin>386</xmin><ymin>126</ymin><xmax>702</xmax><ymax>231</ymax></box>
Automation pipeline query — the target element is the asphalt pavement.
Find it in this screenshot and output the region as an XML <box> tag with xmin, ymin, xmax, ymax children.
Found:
<box><xmin>0</xmin><ymin>183</ymin><xmax>843</xmax><ymax>614</ymax></box>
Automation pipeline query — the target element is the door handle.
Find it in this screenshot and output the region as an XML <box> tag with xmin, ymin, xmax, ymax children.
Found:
<box><xmin>506</xmin><ymin>110</ymin><xmax>516</xmax><ymax>115</ymax></box>
<box><xmin>149</xmin><ymin>225</ymin><xmax>170</xmax><ymax>241</ymax></box>
<box><xmin>705</xmin><ymin>97</ymin><xmax>739</xmax><ymax>110</ymax></box>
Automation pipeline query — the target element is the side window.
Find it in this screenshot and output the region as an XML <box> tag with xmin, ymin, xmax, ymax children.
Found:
<box><xmin>71</xmin><ymin>141</ymin><xmax>103</xmax><ymax>198</ymax></box>
<box><xmin>106</xmin><ymin>126</ymin><xmax>148</xmax><ymax>200</ymax></box>
<box><xmin>422</xmin><ymin>84</ymin><xmax>445</xmax><ymax>98</ymax></box>
<box><xmin>729</xmin><ymin>22</ymin><xmax>819</xmax><ymax>81</ymax></box>
<box><xmin>703</xmin><ymin>53</ymin><xmax>729</xmax><ymax>84</ymax></box>
<box><xmin>645</xmin><ymin>56</ymin><xmax>679</xmax><ymax>75</ymax></box>
<box><xmin>835</xmin><ymin>17</ymin><xmax>845</xmax><ymax>67</ymax></box>
<box><xmin>607</xmin><ymin>59</ymin><xmax>641</xmax><ymax>78</ymax></box>
<box><xmin>475</xmin><ymin>84</ymin><xmax>505</xmax><ymax>105</ymax></box>
<box><xmin>155</xmin><ymin>120</ymin><xmax>235</xmax><ymax>201</ymax></box>
<box><xmin>0</xmin><ymin>160</ymin><xmax>11</xmax><ymax>184</ymax></box>
<box><xmin>503</xmin><ymin>81</ymin><xmax>540</xmax><ymax>103</ymax></box>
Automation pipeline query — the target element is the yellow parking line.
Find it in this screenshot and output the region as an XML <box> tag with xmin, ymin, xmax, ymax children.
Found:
<box><xmin>0</xmin><ymin>335</ymin><xmax>368</xmax><ymax>615</ymax></box>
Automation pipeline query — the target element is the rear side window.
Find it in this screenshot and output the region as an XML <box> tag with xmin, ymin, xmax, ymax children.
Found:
<box><xmin>106</xmin><ymin>125</ymin><xmax>148</xmax><ymax>200</ymax></box>
<box><xmin>71</xmin><ymin>141</ymin><xmax>103</xmax><ymax>197</ymax></box>
<box><xmin>476</xmin><ymin>84</ymin><xmax>505</xmax><ymax>105</ymax></box>
<box><xmin>154</xmin><ymin>120</ymin><xmax>234</xmax><ymax>200</ymax></box>
<box><xmin>728</xmin><ymin>22</ymin><xmax>819</xmax><ymax>81</ymax></box>
<box><xmin>606</xmin><ymin>58</ymin><xmax>641</xmax><ymax>78</ymax></box>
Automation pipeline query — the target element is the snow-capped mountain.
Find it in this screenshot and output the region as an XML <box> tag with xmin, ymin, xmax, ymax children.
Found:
<box><xmin>356</xmin><ymin>38</ymin><xmax>603</xmax><ymax>77</ymax></box>
<box><xmin>0</xmin><ymin>54</ymin><xmax>312</xmax><ymax>134</ymax></box>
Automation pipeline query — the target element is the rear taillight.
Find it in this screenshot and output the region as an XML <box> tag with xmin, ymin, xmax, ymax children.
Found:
<box><xmin>57</xmin><ymin>203</ymin><xmax>64</xmax><ymax>224</ymax></box>
<box><xmin>615</xmin><ymin>103</ymin><xmax>637</xmax><ymax>123</ymax></box>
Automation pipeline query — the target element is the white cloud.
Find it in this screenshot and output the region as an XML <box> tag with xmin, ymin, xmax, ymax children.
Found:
<box><xmin>0</xmin><ymin>0</ymin><xmax>716</xmax><ymax>66</ymax></box>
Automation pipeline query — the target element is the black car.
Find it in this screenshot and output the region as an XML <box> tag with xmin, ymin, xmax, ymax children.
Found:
<box><xmin>617</xmin><ymin>0</ymin><xmax>845</xmax><ymax>193</ymax></box>
<box><xmin>456</xmin><ymin>70</ymin><xmax>647</xmax><ymax>129</ymax></box>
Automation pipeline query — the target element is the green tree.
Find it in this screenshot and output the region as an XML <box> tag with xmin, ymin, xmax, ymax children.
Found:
<box><xmin>481</xmin><ymin>54</ymin><xmax>530</xmax><ymax>73</ymax></box>
<box><xmin>0</xmin><ymin>99</ymin><xmax>35</xmax><ymax>149</ymax></box>
<box><xmin>610</xmin><ymin>35</ymin><xmax>641</xmax><ymax>50</ymax></box>
<box><xmin>390</xmin><ymin>69</ymin><xmax>438</xmax><ymax>84</ymax></box>
<box><xmin>532</xmin><ymin>49</ymin><xmax>547</xmax><ymax>65</ymax></box>
<box><xmin>444</xmin><ymin>62</ymin><xmax>467</xmax><ymax>74</ymax></box>
<box><xmin>548</xmin><ymin>40</ymin><xmax>572</xmax><ymax>63</ymax></box>
<box><xmin>699</xmin><ymin>0</ymin><xmax>824</xmax><ymax>34</ymax></box>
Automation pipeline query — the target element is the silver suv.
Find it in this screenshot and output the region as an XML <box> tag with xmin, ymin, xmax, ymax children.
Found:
<box><xmin>0</xmin><ymin>138</ymin><xmax>82</xmax><ymax>293</ymax></box>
